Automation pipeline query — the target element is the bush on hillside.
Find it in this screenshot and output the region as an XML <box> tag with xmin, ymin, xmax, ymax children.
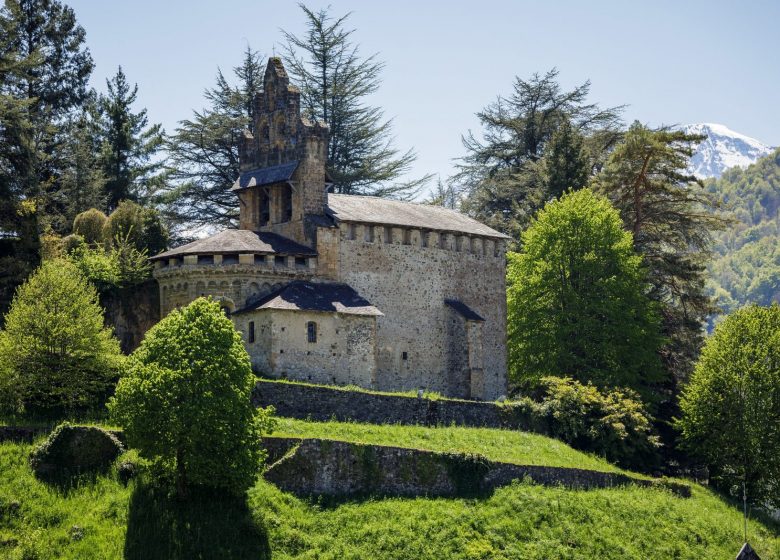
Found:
<box><xmin>0</xmin><ymin>259</ymin><xmax>123</xmax><ymax>414</ymax></box>
<box><xmin>109</xmin><ymin>298</ymin><xmax>275</xmax><ymax>497</ymax></box>
<box><xmin>520</xmin><ymin>376</ymin><xmax>661</xmax><ymax>470</ymax></box>
<box><xmin>69</xmin><ymin>236</ymin><xmax>152</xmax><ymax>292</ymax></box>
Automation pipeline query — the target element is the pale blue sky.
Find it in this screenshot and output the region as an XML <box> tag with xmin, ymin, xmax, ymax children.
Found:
<box><xmin>69</xmin><ymin>0</ymin><xmax>780</xmax><ymax>193</ymax></box>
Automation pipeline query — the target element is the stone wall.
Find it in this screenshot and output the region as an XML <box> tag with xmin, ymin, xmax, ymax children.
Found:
<box><xmin>237</xmin><ymin>310</ymin><xmax>377</xmax><ymax>386</ymax></box>
<box><xmin>262</xmin><ymin>437</ymin><xmax>690</xmax><ymax>499</ymax></box>
<box><xmin>331</xmin><ymin>221</ymin><xmax>507</xmax><ymax>399</ymax></box>
<box><xmin>154</xmin><ymin>261</ymin><xmax>314</xmax><ymax>317</ymax></box>
<box><xmin>252</xmin><ymin>380</ymin><xmax>543</xmax><ymax>431</ymax></box>
<box><xmin>101</xmin><ymin>280</ymin><xmax>160</xmax><ymax>353</ymax></box>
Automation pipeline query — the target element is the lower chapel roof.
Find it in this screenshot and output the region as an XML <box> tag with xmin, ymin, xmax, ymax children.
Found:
<box><xmin>325</xmin><ymin>194</ymin><xmax>511</xmax><ymax>240</ymax></box>
<box><xmin>234</xmin><ymin>281</ymin><xmax>383</xmax><ymax>317</ymax></box>
<box><xmin>151</xmin><ymin>230</ymin><xmax>316</xmax><ymax>261</ymax></box>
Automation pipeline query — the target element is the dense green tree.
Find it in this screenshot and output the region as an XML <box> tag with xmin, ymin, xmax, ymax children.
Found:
<box><xmin>678</xmin><ymin>304</ymin><xmax>780</xmax><ymax>509</ymax></box>
<box><xmin>0</xmin><ymin>258</ymin><xmax>122</xmax><ymax>412</ymax></box>
<box><xmin>507</xmin><ymin>189</ymin><xmax>663</xmax><ymax>395</ymax></box>
<box><xmin>109</xmin><ymin>298</ymin><xmax>275</xmax><ymax>497</ymax></box>
<box><xmin>282</xmin><ymin>5</ymin><xmax>430</xmax><ymax>198</ymax></box>
<box><xmin>454</xmin><ymin>68</ymin><xmax>623</xmax><ymax>242</ymax></box>
<box><xmin>99</xmin><ymin>66</ymin><xmax>167</xmax><ymax>209</ymax></box>
<box><xmin>541</xmin><ymin>118</ymin><xmax>590</xmax><ymax>200</ymax></box>
<box><xmin>164</xmin><ymin>47</ymin><xmax>263</xmax><ymax>230</ymax></box>
<box><xmin>594</xmin><ymin>122</ymin><xmax>725</xmax><ymax>381</ymax></box>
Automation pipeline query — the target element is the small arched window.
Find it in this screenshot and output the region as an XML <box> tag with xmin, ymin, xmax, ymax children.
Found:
<box><xmin>248</xmin><ymin>321</ymin><xmax>255</xmax><ymax>343</ymax></box>
<box><xmin>307</xmin><ymin>321</ymin><xmax>317</xmax><ymax>343</ymax></box>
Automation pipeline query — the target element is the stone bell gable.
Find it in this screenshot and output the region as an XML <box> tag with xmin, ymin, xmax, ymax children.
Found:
<box><xmin>235</xmin><ymin>57</ymin><xmax>330</xmax><ymax>241</ymax></box>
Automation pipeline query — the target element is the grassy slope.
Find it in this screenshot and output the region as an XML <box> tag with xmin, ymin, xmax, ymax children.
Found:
<box><xmin>1</xmin><ymin>424</ymin><xmax>779</xmax><ymax>559</ymax></box>
<box><xmin>273</xmin><ymin>418</ymin><xmax>629</xmax><ymax>474</ymax></box>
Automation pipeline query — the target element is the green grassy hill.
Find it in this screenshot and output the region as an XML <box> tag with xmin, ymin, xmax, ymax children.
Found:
<box><xmin>1</xmin><ymin>421</ymin><xmax>779</xmax><ymax>559</ymax></box>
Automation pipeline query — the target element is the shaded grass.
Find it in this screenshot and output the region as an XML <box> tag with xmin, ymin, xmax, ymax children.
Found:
<box><xmin>273</xmin><ymin>418</ymin><xmax>632</xmax><ymax>474</ymax></box>
<box><xmin>0</xmin><ymin>440</ymin><xmax>269</xmax><ymax>559</ymax></box>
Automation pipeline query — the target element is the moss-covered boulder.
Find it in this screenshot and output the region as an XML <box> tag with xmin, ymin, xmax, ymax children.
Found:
<box><xmin>29</xmin><ymin>423</ymin><xmax>124</xmax><ymax>478</ymax></box>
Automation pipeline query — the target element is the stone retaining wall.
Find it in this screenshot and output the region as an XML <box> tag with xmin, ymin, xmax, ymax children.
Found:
<box><xmin>262</xmin><ymin>437</ymin><xmax>690</xmax><ymax>499</ymax></box>
<box><xmin>253</xmin><ymin>379</ymin><xmax>548</xmax><ymax>431</ymax></box>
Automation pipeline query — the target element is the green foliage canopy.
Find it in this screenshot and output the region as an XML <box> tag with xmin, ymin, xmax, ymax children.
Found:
<box><xmin>507</xmin><ymin>189</ymin><xmax>663</xmax><ymax>394</ymax></box>
<box><xmin>678</xmin><ymin>304</ymin><xmax>780</xmax><ymax>508</ymax></box>
<box><xmin>0</xmin><ymin>259</ymin><xmax>122</xmax><ymax>413</ymax></box>
<box><xmin>109</xmin><ymin>298</ymin><xmax>274</xmax><ymax>497</ymax></box>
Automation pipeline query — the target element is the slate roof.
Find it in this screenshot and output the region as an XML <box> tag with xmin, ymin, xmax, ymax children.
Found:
<box><xmin>234</xmin><ymin>281</ymin><xmax>383</xmax><ymax>317</ymax></box>
<box><xmin>231</xmin><ymin>161</ymin><xmax>299</xmax><ymax>191</ymax></box>
<box><xmin>151</xmin><ymin>230</ymin><xmax>316</xmax><ymax>261</ymax></box>
<box><xmin>736</xmin><ymin>543</ymin><xmax>762</xmax><ymax>560</ymax></box>
<box><xmin>325</xmin><ymin>193</ymin><xmax>511</xmax><ymax>239</ymax></box>
<box><xmin>444</xmin><ymin>299</ymin><xmax>485</xmax><ymax>322</ymax></box>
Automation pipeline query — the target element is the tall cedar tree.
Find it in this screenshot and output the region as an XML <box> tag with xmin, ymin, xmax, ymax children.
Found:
<box><xmin>594</xmin><ymin>122</ymin><xmax>725</xmax><ymax>383</ymax></box>
<box><xmin>282</xmin><ymin>4</ymin><xmax>431</xmax><ymax>198</ymax></box>
<box><xmin>164</xmin><ymin>47</ymin><xmax>263</xmax><ymax>230</ymax></box>
<box><xmin>0</xmin><ymin>0</ymin><xmax>93</xmax><ymax>318</ymax></box>
<box><xmin>542</xmin><ymin>118</ymin><xmax>590</xmax><ymax>200</ymax></box>
<box><xmin>454</xmin><ymin>68</ymin><xmax>623</xmax><ymax>242</ymax></box>
<box><xmin>507</xmin><ymin>189</ymin><xmax>663</xmax><ymax>397</ymax></box>
<box><xmin>99</xmin><ymin>66</ymin><xmax>167</xmax><ymax>210</ymax></box>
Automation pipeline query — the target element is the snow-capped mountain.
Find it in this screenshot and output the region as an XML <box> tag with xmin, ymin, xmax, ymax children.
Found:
<box><xmin>683</xmin><ymin>123</ymin><xmax>774</xmax><ymax>179</ymax></box>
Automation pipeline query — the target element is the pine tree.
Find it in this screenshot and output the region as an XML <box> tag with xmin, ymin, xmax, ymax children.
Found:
<box><xmin>164</xmin><ymin>47</ymin><xmax>263</xmax><ymax>230</ymax></box>
<box><xmin>594</xmin><ymin>122</ymin><xmax>726</xmax><ymax>382</ymax></box>
<box><xmin>99</xmin><ymin>66</ymin><xmax>166</xmax><ymax>210</ymax></box>
<box><xmin>57</xmin><ymin>97</ymin><xmax>107</xmax><ymax>225</ymax></box>
<box><xmin>282</xmin><ymin>5</ymin><xmax>431</xmax><ymax>198</ymax></box>
<box><xmin>541</xmin><ymin>118</ymin><xmax>590</xmax><ymax>200</ymax></box>
<box><xmin>454</xmin><ymin>68</ymin><xmax>623</xmax><ymax>242</ymax></box>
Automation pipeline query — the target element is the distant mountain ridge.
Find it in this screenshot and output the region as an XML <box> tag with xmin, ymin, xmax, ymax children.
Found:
<box><xmin>684</xmin><ymin>123</ymin><xmax>774</xmax><ymax>179</ymax></box>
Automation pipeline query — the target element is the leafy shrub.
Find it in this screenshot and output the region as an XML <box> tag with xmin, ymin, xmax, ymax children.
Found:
<box><xmin>68</xmin><ymin>236</ymin><xmax>152</xmax><ymax>292</ymax></box>
<box><xmin>520</xmin><ymin>376</ymin><xmax>660</xmax><ymax>470</ymax></box>
<box><xmin>109</xmin><ymin>298</ymin><xmax>275</xmax><ymax>497</ymax></box>
<box><xmin>73</xmin><ymin>208</ymin><xmax>108</xmax><ymax>245</ymax></box>
<box><xmin>0</xmin><ymin>259</ymin><xmax>123</xmax><ymax>413</ymax></box>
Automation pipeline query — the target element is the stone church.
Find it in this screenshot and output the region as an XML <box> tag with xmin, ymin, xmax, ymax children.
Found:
<box><xmin>152</xmin><ymin>58</ymin><xmax>509</xmax><ymax>400</ymax></box>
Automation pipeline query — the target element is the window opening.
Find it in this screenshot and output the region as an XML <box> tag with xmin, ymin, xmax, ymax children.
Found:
<box><xmin>307</xmin><ymin>321</ymin><xmax>317</xmax><ymax>343</ymax></box>
<box><xmin>248</xmin><ymin>321</ymin><xmax>255</xmax><ymax>343</ymax></box>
